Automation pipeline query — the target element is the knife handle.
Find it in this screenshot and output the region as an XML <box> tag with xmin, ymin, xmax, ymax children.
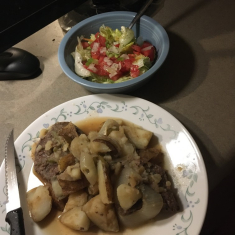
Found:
<box><xmin>6</xmin><ymin>208</ymin><xmax>25</xmax><ymax>235</ymax></box>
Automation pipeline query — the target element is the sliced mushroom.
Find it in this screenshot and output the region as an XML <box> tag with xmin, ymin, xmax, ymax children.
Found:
<box><xmin>98</xmin><ymin>119</ymin><xmax>119</xmax><ymax>136</ymax></box>
<box><xmin>80</xmin><ymin>152</ymin><xmax>98</xmax><ymax>185</ymax></box>
<box><xmin>92</xmin><ymin>134</ymin><xmax>121</xmax><ymax>158</ymax></box>
<box><xmin>97</xmin><ymin>158</ymin><xmax>113</xmax><ymax>204</ymax></box>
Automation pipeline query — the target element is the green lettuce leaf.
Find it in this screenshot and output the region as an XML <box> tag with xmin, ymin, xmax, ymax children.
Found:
<box><xmin>87</xmin><ymin>73</ymin><xmax>114</xmax><ymax>84</ymax></box>
<box><xmin>99</xmin><ymin>25</ymin><xmax>115</xmax><ymax>44</ymax></box>
<box><xmin>119</xmin><ymin>26</ymin><xmax>135</xmax><ymax>48</ymax></box>
<box><xmin>114</xmin><ymin>75</ymin><xmax>132</xmax><ymax>83</ymax></box>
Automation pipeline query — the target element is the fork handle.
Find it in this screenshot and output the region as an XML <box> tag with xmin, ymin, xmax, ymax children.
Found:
<box><xmin>6</xmin><ymin>208</ymin><xmax>25</xmax><ymax>235</ymax></box>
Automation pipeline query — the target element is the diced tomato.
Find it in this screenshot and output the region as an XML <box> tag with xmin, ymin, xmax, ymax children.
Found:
<box><xmin>127</xmin><ymin>54</ymin><xmax>136</xmax><ymax>62</ymax></box>
<box><xmin>120</xmin><ymin>59</ymin><xmax>132</xmax><ymax>73</ymax></box>
<box><xmin>141</xmin><ymin>41</ymin><xmax>153</xmax><ymax>49</ymax></box>
<box><xmin>99</xmin><ymin>47</ymin><xmax>107</xmax><ymax>56</ymax></box>
<box><xmin>141</xmin><ymin>48</ymin><xmax>155</xmax><ymax>61</ymax></box>
<box><xmin>98</xmin><ymin>35</ymin><xmax>106</xmax><ymax>47</ymax></box>
<box><xmin>132</xmin><ymin>45</ymin><xmax>141</xmax><ymax>52</ymax></box>
<box><xmin>81</xmin><ymin>41</ymin><xmax>89</xmax><ymax>49</ymax></box>
<box><xmin>94</xmin><ymin>32</ymin><xmax>100</xmax><ymax>42</ymax></box>
<box><xmin>130</xmin><ymin>65</ymin><xmax>140</xmax><ymax>78</ymax></box>
<box><xmin>133</xmin><ymin>51</ymin><xmax>140</xmax><ymax>55</ymax></box>
<box><xmin>83</xmin><ymin>64</ymin><xmax>88</xmax><ymax>69</ymax></box>
<box><xmin>98</xmin><ymin>56</ymin><xmax>105</xmax><ymax>63</ymax></box>
<box><xmin>90</xmin><ymin>41</ymin><xmax>101</xmax><ymax>59</ymax></box>
<box><xmin>90</xmin><ymin>41</ymin><xmax>101</xmax><ymax>50</ymax></box>
<box><xmin>91</xmin><ymin>51</ymin><xmax>100</xmax><ymax>59</ymax></box>
<box><xmin>96</xmin><ymin>65</ymin><xmax>109</xmax><ymax>76</ymax></box>
<box><xmin>109</xmin><ymin>71</ymin><xmax>123</xmax><ymax>81</ymax></box>
<box><xmin>114</xmin><ymin>43</ymin><xmax>120</xmax><ymax>47</ymax></box>
<box><xmin>140</xmin><ymin>41</ymin><xmax>155</xmax><ymax>61</ymax></box>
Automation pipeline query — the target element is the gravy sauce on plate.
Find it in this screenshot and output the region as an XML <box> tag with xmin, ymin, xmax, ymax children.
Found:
<box><xmin>30</xmin><ymin>117</ymin><xmax>163</xmax><ymax>235</ymax></box>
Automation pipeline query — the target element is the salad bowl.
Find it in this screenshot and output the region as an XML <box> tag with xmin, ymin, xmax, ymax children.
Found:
<box><xmin>58</xmin><ymin>11</ymin><xmax>169</xmax><ymax>93</ymax></box>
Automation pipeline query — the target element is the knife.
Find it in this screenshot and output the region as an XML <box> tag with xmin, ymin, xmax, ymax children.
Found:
<box><xmin>5</xmin><ymin>130</ymin><xmax>25</xmax><ymax>235</ymax></box>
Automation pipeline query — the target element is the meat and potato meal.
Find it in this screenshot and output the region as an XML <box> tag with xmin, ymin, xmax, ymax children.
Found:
<box><xmin>27</xmin><ymin>119</ymin><xmax>179</xmax><ymax>232</ymax></box>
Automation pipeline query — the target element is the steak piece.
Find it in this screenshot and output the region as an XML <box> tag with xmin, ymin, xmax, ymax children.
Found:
<box><xmin>138</xmin><ymin>147</ymin><xmax>161</xmax><ymax>164</ymax></box>
<box><xmin>161</xmin><ymin>191</ymin><xmax>179</xmax><ymax>212</ymax></box>
<box><xmin>144</xmin><ymin>163</ymin><xmax>179</xmax><ymax>212</ymax></box>
<box><xmin>34</xmin><ymin>122</ymin><xmax>81</xmax><ymax>182</ymax></box>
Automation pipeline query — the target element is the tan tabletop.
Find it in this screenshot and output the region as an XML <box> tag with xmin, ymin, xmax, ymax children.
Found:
<box><xmin>1</xmin><ymin>0</ymin><xmax>235</xmax><ymax>234</ymax></box>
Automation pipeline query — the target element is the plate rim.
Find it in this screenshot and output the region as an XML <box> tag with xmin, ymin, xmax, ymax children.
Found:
<box><xmin>1</xmin><ymin>94</ymin><xmax>208</xmax><ymax>235</ymax></box>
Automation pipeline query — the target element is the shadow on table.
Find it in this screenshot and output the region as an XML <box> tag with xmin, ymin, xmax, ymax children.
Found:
<box><xmin>200</xmin><ymin>167</ymin><xmax>235</xmax><ymax>235</ymax></box>
<box><xmin>128</xmin><ymin>31</ymin><xmax>208</xmax><ymax>103</ymax></box>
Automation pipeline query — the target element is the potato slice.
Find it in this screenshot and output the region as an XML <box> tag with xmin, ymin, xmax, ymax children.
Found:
<box><xmin>117</xmin><ymin>184</ymin><xmax>142</xmax><ymax>210</ymax></box>
<box><xmin>82</xmin><ymin>195</ymin><xmax>119</xmax><ymax>232</ymax></box>
<box><xmin>123</xmin><ymin>126</ymin><xmax>153</xmax><ymax>149</ymax></box>
<box><xmin>70</xmin><ymin>134</ymin><xmax>90</xmax><ymax>159</ymax></box>
<box><xmin>97</xmin><ymin>158</ymin><xmax>113</xmax><ymax>204</ymax></box>
<box><xmin>64</xmin><ymin>191</ymin><xmax>88</xmax><ymax>212</ymax></box>
<box><xmin>51</xmin><ymin>178</ymin><xmax>66</xmax><ymax>200</ymax></box>
<box><xmin>26</xmin><ymin>186</ymin><xmax>52</xmax><ymax>222</ymax></box>
<box><xmin>60</xmin><ymin>207</ymin><xmax>90</xmax><ymax>231</ymax></box>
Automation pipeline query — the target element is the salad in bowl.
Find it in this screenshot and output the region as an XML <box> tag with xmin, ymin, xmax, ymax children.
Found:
<box><xmin>72</xmin><ymin>25</ymin><xmax>156</xmax><ymax>84</ymax></box>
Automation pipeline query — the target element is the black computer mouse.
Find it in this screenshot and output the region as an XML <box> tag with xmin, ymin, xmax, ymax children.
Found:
<box><xmin>0</xmin><ymin>47</ymin><xmax>41</xmax><ymax>80</ymax></box>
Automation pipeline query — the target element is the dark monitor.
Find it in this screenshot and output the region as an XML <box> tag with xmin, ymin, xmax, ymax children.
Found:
<box><xmin>0</xmin><ymin>0</ymin><xmax>157</xmax><ymax>53</ymax></box>
<box><xmin>0</xmin><ymin>0</ymin><xmax>87</xmax><ymax>52</ymax></box>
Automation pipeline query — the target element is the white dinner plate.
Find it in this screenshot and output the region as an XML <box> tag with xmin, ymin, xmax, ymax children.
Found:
<box><xmin>0</xmin><ymin>94</ymin><xmax>208</xmax><ymax>235</ymax></box>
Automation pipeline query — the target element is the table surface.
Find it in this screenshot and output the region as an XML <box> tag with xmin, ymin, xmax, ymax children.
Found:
<box><xmin>1</xmin><ymin>0</ymin><xmax>235</xmax><ymax>234</ymax></box>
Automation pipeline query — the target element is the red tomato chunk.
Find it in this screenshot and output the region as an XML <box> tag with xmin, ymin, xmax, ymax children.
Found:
<box><xmin>80</xmin><ymin>35</ymin><xmax>156</xmax><ymax>81</ymax></box>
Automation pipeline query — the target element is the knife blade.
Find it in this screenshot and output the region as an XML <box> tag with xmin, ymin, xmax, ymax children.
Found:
<box><xmin>5</xmin><ymin>130</ymin><xmax>25</xmax><ymax>235</ymax></box>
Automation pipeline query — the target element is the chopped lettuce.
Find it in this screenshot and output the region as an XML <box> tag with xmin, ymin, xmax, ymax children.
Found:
<box><xmin>99</xmin><ymin>25</ymin><xmax>135</xmax><ymax>49</ymax></box>
<box><xmin>111</xmin><ymin>29</ymin><xmax>122</xmax><ymax>41</ymax></box>
<box><xmin>114</xmin><ymin>75</ymin><xmax>132</xmax><ymax>83</ymax></box>
<box><xmin>87</xmin><ymin>73</ymin><xmax>132</xmax><ymax>84</ymax></box>
<box><xmin>86</xmin><ymin>58</ymin><xmax>98</xmax><ymax>66</ymax></box>
<box><xmin>99</xmin><ymin>25</ymin><xmax>115</xmax><ymax>44</ymax></box>
<box><xmin>75</xmin><ymin>37</ymin><xmax>91</xmax><ymax>61</ymax></box>
<box><xmin>74</xmin><ymin>51</ymin><xmax>91</xmax><ymax>77</ymax></box>
<box><xmin>119</xmin><ymin>26</ymin><xmax>135</xmax><ymax>48</ymax></box>
<box><xmin>139</xmin><ymin>66</ymin><xmax>150</xmax><ymax>75</ymax></box>
<box><xmin>72</xmin><ymin>25</ymin><xmax>154</xmax><ymax>84</ymax></box>
<box><xmin>133</xmin><ymin>56</ymin><xmax>152</xmax><ymax>69</ymax></box>
<box><xmin>119</xmin><ymin>42</ymin><xmax>134</xmax><ymax>54</ymax></box>
<box><xmin>87</xmin><ymin>73</ymin><xmax>114</xmax><ymax>84</ymax></box>
<box><xmin>90</xmin><ymin>34</ymin><xmax>96</xmax><ymax>41</ymax></box>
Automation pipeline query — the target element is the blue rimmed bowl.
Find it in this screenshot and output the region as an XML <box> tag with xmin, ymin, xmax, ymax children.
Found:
<box><xmin>58</xmin><ymin>11</ymin><xmax>169</xmax><ymax>93</ymax></box>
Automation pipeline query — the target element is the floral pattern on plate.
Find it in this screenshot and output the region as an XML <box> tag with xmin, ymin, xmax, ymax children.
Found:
<box><xmin>0</xmin><ymin>94</ymin><xmax>208</xmax><ymax>235</ymax></box>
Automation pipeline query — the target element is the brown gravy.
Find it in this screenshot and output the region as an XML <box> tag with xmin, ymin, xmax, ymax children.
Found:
<box><xmin>31</xmin><ymin>117</ymin><xmax>161</xmax><ymax>235</ymax></box>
